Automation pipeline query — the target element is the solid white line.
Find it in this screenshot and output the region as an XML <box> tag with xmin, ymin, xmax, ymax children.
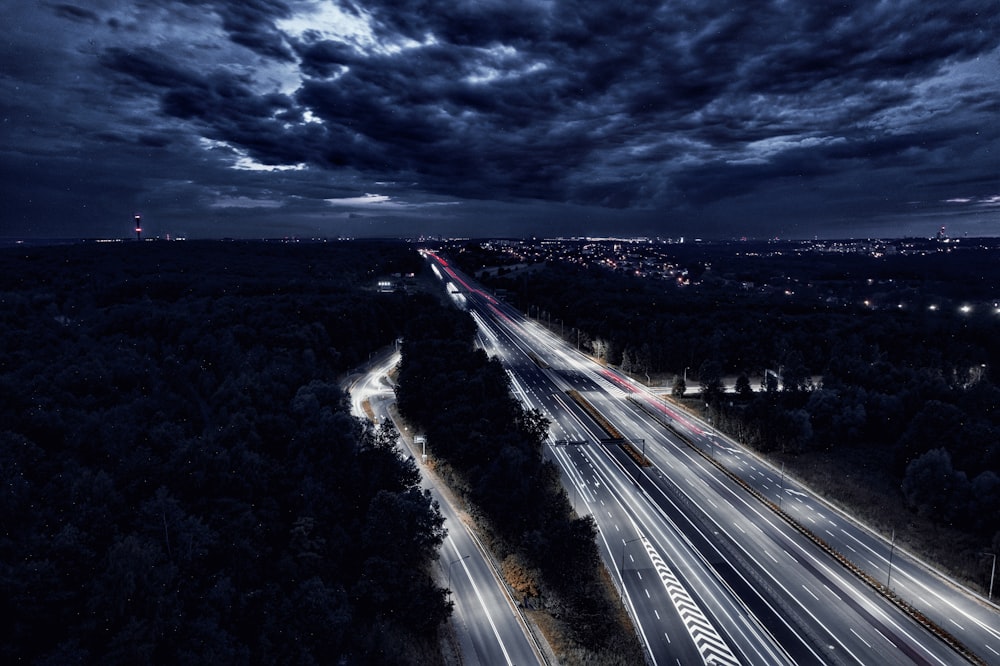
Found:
<box><xmin>821</xmin><ymin>583</ymin><xmax>842</xmax><ymax>602</ymax></box>
<box><xmin>874</xmin><ymin>627</ymin><xmax>897</xmax><ymax>648</ymax></box>
<box><xmin>447</xmin><ymin>534</ymin><xmax>514</xmax><ymax>665</ymax></box>
<box><xmin>849</xmin><ymin>627</ymin><xmax>872</xmax><ymax>649</ymax></box>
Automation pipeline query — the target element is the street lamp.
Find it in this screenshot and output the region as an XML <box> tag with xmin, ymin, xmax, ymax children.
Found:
<box><xmin>983</xmin><ymin>552</ymin><xmax>997</xmax><ymax>601</ymax></box>
<box><xmin>447</xmin><ymin>555</ymin><xmax>470</xmax><ymax>600</ymax></box>
<box><xmin>634</xmin><ymin>438</ymin><xmax>646</xmax><ymax>465</ymax></box>
<box><xmin>620</xmin><ymin>535</ymin><xmax>646</xmax><ymax>581</ymax></box>
<box><xmin>778</xmin><ymin>462</ymin><xmax>785</xmax><ymax>509</ymax></box>
<box><xmin>887</xmin><ymin>530</ymin><xmax>896</xmax><ymax>589</ymax></box>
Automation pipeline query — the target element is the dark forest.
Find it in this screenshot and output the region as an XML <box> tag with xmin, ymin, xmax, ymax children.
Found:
<box><xmin>0</xmin><ymin>241</ymin><xmax>446</xmax><ymax>664</ymax></box>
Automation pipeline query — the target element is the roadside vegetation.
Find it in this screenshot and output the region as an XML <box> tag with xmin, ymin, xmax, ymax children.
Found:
<box><xmin>462</xmin><ymin>242</ymin><xmax>1000</xmax><ymax>595</ymax></box>
<box><xmin>395</xmin><ymin>303</ymin><xmax>645</xmax><ymax>665</ymax></box>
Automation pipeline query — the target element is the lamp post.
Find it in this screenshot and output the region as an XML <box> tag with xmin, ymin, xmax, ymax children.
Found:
<box><xmin>887</xmin><ymin>530</ymin><xmax>896</xmax><ymax>589</ymax></box>
<box><xmin>983</xmin><ymin>552</ymin><xmax>997</xmax><ymax>601</ymax></box>
<box><xmin>620</xmin><ymin>535</ymin><xmax>645</xmax><ymax>583</ymax></box>
<box><xmin>778</xmin><ymin>462</ymin><xmax>785</xmax><ymax>509</ymax></box>
<box><xmin>635</xmin><ymin>438</ymin><xmax>646</xmax><ymax>465</ymax></box>
<box><xmin>447</xmin><ymin>555</ymin><xmax>470</xmax><ymax>600</ymax></box>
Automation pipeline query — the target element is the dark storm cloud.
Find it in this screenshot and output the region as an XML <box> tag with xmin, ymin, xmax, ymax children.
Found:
<box><xmin>178</xmin><ymin>0</ymin><xmax>297</xmax><ymax>60</ymax></box>
<box><xmin>280</xmin><ymin>0</ymin><xmax>999</xmax><ymax>211</ymax></box>
<box><xmin>2</xmin><ymin>0</ymin><xmax>998</xmax><ymax>239</ymax></box>
<box><xmin>52</xmin><ymin>4</ymin><xmax>101</xmax><ymax>23</ymax></box>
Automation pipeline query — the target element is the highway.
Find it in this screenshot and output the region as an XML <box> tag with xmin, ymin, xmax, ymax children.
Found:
<box><xmin>428</xmin><ymin>251</ymin><xmax>1000</xmax><ymax>666</ymax></box>
<box><xmin>346</xmin><ymin>352</ymin><xmax>545</xmax><ymax>666</ymax></box>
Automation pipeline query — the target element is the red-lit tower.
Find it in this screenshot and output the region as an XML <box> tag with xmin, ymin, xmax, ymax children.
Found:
<box><xmin>134</xmin><ymin>213</ymin><xmax>142</xmax><ymax>241</ymax></box>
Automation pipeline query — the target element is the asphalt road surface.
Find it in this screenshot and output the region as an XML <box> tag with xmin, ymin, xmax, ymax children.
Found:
<box><xmin>428</xmin><ymin>250</ymin><xmax>1000</xmax><ymax>666</ymax></box>
<box><xmin>347</xmin><ymin>352</ymin><xmax>545</xmax><ymax>665</ymax></box>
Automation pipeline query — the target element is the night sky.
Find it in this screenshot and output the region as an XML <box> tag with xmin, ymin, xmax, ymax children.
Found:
<box><xmin>3</xmin><ymin>1</ymin><xmax>998</xmax><ymax>240</ymax></box>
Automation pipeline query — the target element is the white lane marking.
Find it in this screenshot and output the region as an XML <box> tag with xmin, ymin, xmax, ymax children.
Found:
<box><xmin>849</xmin><ymin>627</ymin><xmax>872</xmax><ymax>649</ymax></box>
<box><xmin>640</xmin><ymin>538</ymin><xmax>740</xmax><ymax>666</ymax></box>
<box><xmin>447</xmin><ymin>535</ymin><xmax>515</xmax><ymax>665</ymax></box>
<box><xmin>874</xmin><ymin>627</ymin><xmax>897</xmax><ymax>648</ymax></box>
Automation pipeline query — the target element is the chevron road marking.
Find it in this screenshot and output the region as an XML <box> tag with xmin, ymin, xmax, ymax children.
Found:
<box><xmin>641</xmin><ymin>538</ymin><xmax>741</xmax><ymax>666</ymax></box>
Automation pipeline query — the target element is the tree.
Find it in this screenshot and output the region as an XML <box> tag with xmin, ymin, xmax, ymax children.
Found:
<box><xmin>591</xmin><ymin>338</ymin><xmax>608</xmax><ymax>363</ymax></box>
<box><xmin>763</xmin><ymin>370</ymin><xmax>779</xmax><ymax>393</ymax></box>
<box><xmin>902</xmin><ymin>448</ymin><xmax>971</xmax><ymax>523</ymax></box>
<box><xmin>780</xmin><ymin>349</ymin><xmax>809</xmax><ymax>393</ymax></box>
<box><xmin>734</xmin><ymin>374</ymin><xmax>753</xmax><ymax>400</ymax></box>
<box><xmin>969</xmin><ymin>471</ymin><xmax>1000</xmax><ymax>534</ymax></box>
<box><xmin>894</xmin><ymin>400</ymin><xmax>966</xmax><ymax>473</ymax></box>
<box><xmin>620</xmin><ymin>345</ymin><xmax>635</xmax><ymax>374</ymax></box>
<box><xmin>671</xmin><ymin>375</ymin><xmax>686</xmax><ymax>399</ymax></box>
<box><xmin>698</xmin><ymin>359</ymin><xmax>724</xmax><ymax>406</ymax></box>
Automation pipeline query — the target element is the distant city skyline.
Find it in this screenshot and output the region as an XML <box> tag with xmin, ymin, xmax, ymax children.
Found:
<box><xmin>2</xmin><ymin>1</ymin><xmax>998</xmax><ymax>240</ymax></box>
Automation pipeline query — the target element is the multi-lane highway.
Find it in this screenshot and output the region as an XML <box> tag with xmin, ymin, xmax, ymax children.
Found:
<box><xmin>346</xmin><ymin>352</ymin><xmax>545</xmax><ymax>666</ymax></box>
<box><xmin>428</xmin><ymin>251</ymin><xmax>1000</xmax><ymax>666</ymax></box>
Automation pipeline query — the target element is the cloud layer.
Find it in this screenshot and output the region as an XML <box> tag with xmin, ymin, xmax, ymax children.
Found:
<box><xmin>2</xmin><ymin>1</ymin><xmax>998</xmax><ymax>238</ymax></box>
